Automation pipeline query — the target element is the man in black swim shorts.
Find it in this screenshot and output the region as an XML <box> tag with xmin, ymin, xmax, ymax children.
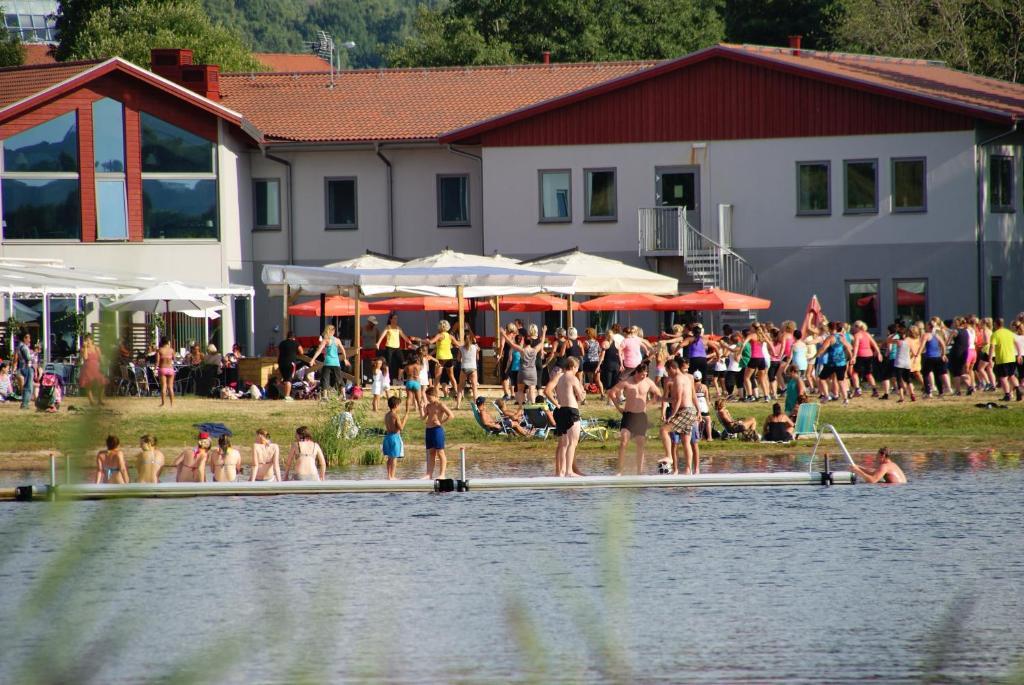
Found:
<box><xmin>545</xmin><ymin>357</ymin><xmax>586</xmax><ymax>477</ymax></box>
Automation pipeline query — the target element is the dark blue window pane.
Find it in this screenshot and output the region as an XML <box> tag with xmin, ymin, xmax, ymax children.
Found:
<box><xmin>92</xmin><ymin>98</ymin><xmax>125</xmax><ymax>173</ymax></box>
<box><xmin>140</xmin><ymin>113</ymin><xmax>214</xmax><ymax>173</ymax></box>
<box><xmin>2</xmin><ymin>179</ymin><xmax>81</xmax><ymax>239</ymax></box>
<box><xmin>2</xmin><ymin>111</ymin><xmax>78</xmax><ymax>172</ymax></box>
<box><xmin>143</xmin><ymin>179</ymin><xmax>217</xmax><ymax>239</ymax></box>
<box><xmin>97</xmin><ymin>180</ymin><xmax>128</xmax><ymax>240</ymax></box>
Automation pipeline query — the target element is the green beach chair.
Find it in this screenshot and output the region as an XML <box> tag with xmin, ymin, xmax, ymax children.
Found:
<box><xmin>793</xmin><ymin>403</ymin><xmax>820</xmax><ymax>438</ymax></box>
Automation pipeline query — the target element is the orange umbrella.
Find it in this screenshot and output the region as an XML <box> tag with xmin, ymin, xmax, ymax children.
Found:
<box><xmin>486</xmin><ymin>294</ymin><xmax>579</xmax><ymax>312</ymax></box>
<box><xmin>653</xmin><ymin>288</ymin><xmax>771</xmax><ymax>311</ymax></box>
<box><xmin>369</xmin><ymin>296</ymin><xmax>470</xmax><ymax>312</ymax></box>
<box><xmin>580</xmin><ymin>293</ymin><xmax>670</xmax><ymax>311</ymax></box>
<box><xmin>288</xmin><ymin>295</ymin><xmax>372</xmax><ymax>317</ymax></box>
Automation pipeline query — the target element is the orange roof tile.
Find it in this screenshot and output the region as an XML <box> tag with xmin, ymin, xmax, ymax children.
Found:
<box><xmin>21</xmin><ymin>43</ymin><xmax>57</xmax><ymax>66</ymax></box>
<box><xmin>0</xmin><ymin>60</ymin><xmax>101</xmax><ymax>111</ymax></box>
<box><xmin>254</xmin><ymin>52</ymin><xmax>331</xmax><ymax>73</ymax></box>
<box><xmin>219</xmin><ymin>61</ymin><xmax>656</xmax><ymax>142</ymax></box>
<box><xmin>726</xmin><ymin>44</ymin><xmax>1024</xmax><ymax>120</ymax></box>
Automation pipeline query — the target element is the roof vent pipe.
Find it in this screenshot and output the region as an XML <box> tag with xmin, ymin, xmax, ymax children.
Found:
<box><xmin>542</xmin><ymin>50</ymin><xmax>551</xmax><ymax>65</ymax></box>
<box><xmin>788</xmin><ymin>35</ymin><xmax>802</xmax><ymax>56</ymax></box>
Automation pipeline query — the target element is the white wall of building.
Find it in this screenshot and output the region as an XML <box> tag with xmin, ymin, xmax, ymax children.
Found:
<box><xmin>481</xmin><ymin>130</ymin><xmax>979</xmax><ymax>257</ymax></box>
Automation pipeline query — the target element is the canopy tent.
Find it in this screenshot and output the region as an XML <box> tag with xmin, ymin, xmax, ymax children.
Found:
<box><xmin>654</xmin><ymin>288</ymin><xmax>772</xmax><ymax>311</ymax></box>
<box><xmin>262</xmin><ymin>262</ymin><xmax>578</xmax><ymax>357</ymax></box>
<box><xmin>581</xmin><ymin>293</ymin><xmax>670</xmax><ymax>311</ymax></box>
<box><xmin>324</xmin><ymin>252</ymin><xmax>405</xmax><ymax>270</ymax></box>
<box><xmin>520</xmin><ymin>248</ymin><xmax>678</xmax><ymax>295</ymax></box>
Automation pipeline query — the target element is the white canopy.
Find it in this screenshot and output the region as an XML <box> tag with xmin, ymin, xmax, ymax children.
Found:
<box><xmin>261</xmin><ymin>263</ymin><xmax>578</xmax><ymax>298</ymax></box>
<box><xmin>324</xmin><ymin>253</ymin><xmax>405</xmax><ymax>270</ymax></box>
<box><xmin>107</xmin><ymin>281</ymin><xmax>225</xmax><ymax>314</ymax></box>
<box><xmin>521</xmin><ymin>249</ymin><xmax>678</xmax><ymax>295</ymax></box>
<box><xmin>358</xmin><ymin>249</ymin><xmax>525</xmax><ymax>296</ymax></box>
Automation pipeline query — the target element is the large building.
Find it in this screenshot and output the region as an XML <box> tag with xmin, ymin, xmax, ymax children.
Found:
<box><xmin>1</xmin><ymin>43</ymin><xmax>1022</xmax><ymax>355</ymax></box>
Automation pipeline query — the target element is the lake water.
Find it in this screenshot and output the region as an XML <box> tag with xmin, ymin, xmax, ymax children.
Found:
<box><xmin>1</xmin><ymin>451</ymin><xmax>1021</xmax><ymax>683</ymax></box>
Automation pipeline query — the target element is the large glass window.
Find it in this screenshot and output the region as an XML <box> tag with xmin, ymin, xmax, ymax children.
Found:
<box><xmin>253</xmin><ymin>179</ymin><xmax>281</xmax><ymax>230</ymax></box>
<box><xmin>2</xmin><ymin>179</ymin><xmax>81</xmax><ymax>239</ymax></box>
<box><xmin>437</xmin><ymin>174</ymin><xmax>469</xmax><ymax>226</ymax></box>
<box><xmin>2</xmin><ymin>111</ymin><xmax>81</xmax><ymax>240</ymax></box>
<box><xmin>93</xmin><ymin>98</ymin><xmax>125</xmax><ymax>173</ymax></box>
<box><xmin>3</xmin><ymin>111</ymin><xmax>78</xmax><ymax>172</ymax></box>
<box><xmin>140</xmin><ymin>113</ymin><xmax>214</xmax><ymax>173</ymax></box>
<box><xmin>96</xmin><ymin>180</ymin><xmax>128</xmax><ymax>240</ymax></box>
<box><xmin>844</xmin><ymin>159</ymin><xmax>877</xmax><ymax>214</ymax></box>
<box><xmin>584</xmin><ymin>168</ymin><xmax>616</xmax><ymax>221</ymax></box>
<box><xmin>325</xmin><ymin>177</ymin><xmax>357</xmax><ymax>229</ymax></box>
<box><xmin>143</xmin><ymin>179</ymin><xmax>217</xmax><ymax>239</ymax></box>
<box><xmin>892</xmin><ymin>157</ymin><xmax>926</xmax><ymax>212</ymax></box>
<box><xmin>539</xmin><ymin>169</ymin><xmax>571</xmax><ymax>222</ymax></box>
<box><xmin>990</xmin><ymin>155</ymin><xmax>1014</xmax><ymax>212</ymax></box>
<box><xmin>894</xmin><ymin>279</ymin><xmax>927</xmax><ymax>323</ymax></box>
<box><xmin>139</xmin><ymin>112</ymin><xmax>217</xmax><ymax>239</ymax></box>
<box><xmin>796</xmin><ymin>161</ymin><xmax>829</xmax><ymax>215</ymax></box>
<box><xmin>847</xmin><ymin>280</ymin><xmax>879</xmax><ymax>331</ymax></box>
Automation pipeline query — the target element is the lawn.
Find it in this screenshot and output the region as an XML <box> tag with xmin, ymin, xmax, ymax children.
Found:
<box><xmin>1</xmin><ymin>391</ymin><xmax>1021</xmax><ymax>470</ymax></box>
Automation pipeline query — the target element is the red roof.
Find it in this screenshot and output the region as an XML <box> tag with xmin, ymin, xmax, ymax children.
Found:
<box><xmin>443</xmin><ymin>44</ymin><xmax>1024</xmax><ymax>143</ymax></box>
<box><xmin>254</xmin><ymin>52</ymin><xmax>331</xmax><ymax>72</ymax></box>
<box><xmin>22</xmin><ymin>43</ymin><xmax>57</xmax><ymax>66</ymax></box>
<box><xmin>0</xmin><ymin>60</ymin><xmax>100</xmax><ymax>110</ymax></box>
<box><xmin>218</xmin><ymin>61</ymin><xmax>655</xmax><ymax>142</ymax></box>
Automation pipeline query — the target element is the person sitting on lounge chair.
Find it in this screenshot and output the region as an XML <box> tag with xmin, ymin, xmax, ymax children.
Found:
<box><xmin>714</xmin><ymin>398</ymin><xmax>758</xmax><ymax>439</ymax></box>
<box><xmin>483</xmin><ymin>397</ymin><xmax>534</xmax><ymax>436</ymax></box>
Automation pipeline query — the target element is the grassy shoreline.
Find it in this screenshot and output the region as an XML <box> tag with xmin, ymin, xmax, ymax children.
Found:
<box><xmin>1</xmin><ymin>392</ymin><xmax>1021</xmax><ymax>470</ymax></box>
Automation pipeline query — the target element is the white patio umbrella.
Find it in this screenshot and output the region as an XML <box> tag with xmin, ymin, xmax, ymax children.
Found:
<box><xmin>325</xmin><ymin>253</ymin><xmax>404</xmax><ymax>269</ymax></box>
<box><xmin>107</xmin><ymin>281</ymin><xmax>224</xmax><ymax>313</ymax></box>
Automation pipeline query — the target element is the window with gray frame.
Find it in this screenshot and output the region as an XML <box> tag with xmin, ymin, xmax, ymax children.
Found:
<box><xmin>796</xmin><ymin>161</ymin><xmax>830</xmax><ymax>215</ymax></box>
<box><xmin>584</xmin><ymin>168</ymin><xmax>616</xmax><ymax>221</ymax></box>
<box><xmin>844</xmin><ymin>159</ymin><xmax>878</xmax><ymax>214</ymax></box>
<box><xmin>892</xmin><ymin>157</ymin><xmax>926</xmax><ymax>212</ymax></box>
<box><xmin>325</xmin><ymin>177</ymin><xmax>357</xmax><ymax>229</ymax></box>
<box><xmin>990</xmin><ymin>155</ymin><xmax>1014</xmax><ymax>212</ymax></box>
<box><xmin>253</xmin><ymin>178</ymin><xmax>281</xmax><ymax>230</ymax></box>
<box><xmin>437</xmin><ymin>174</ymin><xmax>469</xmax><ymax>226</ymax></box>
<box><xmin>538</xmin><ymin>169</ymin><xmax>571</xmax><ymax>222</ymax></box>
<box><xmin>846</xmin><ymin>280</ymin><xmax>880</xmax><ymax>331</ymax></box>
<box><xmin>894</xmin><ymin>279</ymin><xmax>927</xmax><ymax>323</ymax></box>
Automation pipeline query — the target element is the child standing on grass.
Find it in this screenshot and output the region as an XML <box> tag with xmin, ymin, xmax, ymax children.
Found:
<box><xmin>370</xmin><ymin>358</ymin><xmax>386</xmax><ymax>412</ymax></box>
<box><xmin>422</xmin><ymin>386</ymin><xmax>454</xmax><ymax>480</ymax></box>
<box><xmin>382</xmin><ymin>396</ymin><xmax>409</xmax><ymax>480</ymax></box>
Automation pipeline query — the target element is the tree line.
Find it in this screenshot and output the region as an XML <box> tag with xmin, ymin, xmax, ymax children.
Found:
<box><xmin>0</xmin><ymin>0</ymin><xmax>1021</xmax><ymax>83</ymax></box>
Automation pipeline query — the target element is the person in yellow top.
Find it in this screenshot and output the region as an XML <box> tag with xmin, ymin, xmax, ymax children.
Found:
<box><xmin>376</xmin><ymin>314</ymin><xmax>413</xmax><ymax>387</ymax></box>
<box><xmin>425</xmin><ymin>320</ymin><xmax>458</xmax><ymax>394</ymax></box>
<box><xmin>988</xmin><ymin>317</ymin><xmax>1021</xmax><ymax>402</ymax></box>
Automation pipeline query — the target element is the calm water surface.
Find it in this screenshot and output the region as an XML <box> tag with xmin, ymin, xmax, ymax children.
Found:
<box><xmin>1</xmin><ymin>452</ymin><xmax>1022</xmax><ymax>683</ymax></box>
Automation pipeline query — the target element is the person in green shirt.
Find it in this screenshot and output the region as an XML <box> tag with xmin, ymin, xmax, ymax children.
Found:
<box><xmin>988</xmin><ymin>317</ymin><xmax>1021</xmax><ymax>402</ymax></box>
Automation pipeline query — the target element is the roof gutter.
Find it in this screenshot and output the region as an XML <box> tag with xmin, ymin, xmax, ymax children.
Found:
<box><xmin>446</xmin><ymin>144</ymin><xmax>484</xmax><ymax>254</ymax></box>
<box><xmin>975</xmin><ymin>120</ymin><xmax>1019</xmax><ymax>314</ymax></box>
<box><xmin>375</xmin><ymin>143</ymin><xmax>395</xmax><ymax>256</ymax></box>
<box><xmin>263</xmin><ymin>149</ymin><xmax>295</xmax><ymax>266</ymax></box>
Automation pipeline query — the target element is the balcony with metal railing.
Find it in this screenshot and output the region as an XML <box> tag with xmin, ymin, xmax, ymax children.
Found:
<box><xmin>638</xmin><ymin>206</ymin><xmax>758</xmax><ymax>296</ymax></box>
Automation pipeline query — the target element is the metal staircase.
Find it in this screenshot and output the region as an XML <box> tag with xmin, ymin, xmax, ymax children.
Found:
<box><xmin>638</xmin><ymin>206</ymin><xmax>760</xmax><ymax>327</ymax></box>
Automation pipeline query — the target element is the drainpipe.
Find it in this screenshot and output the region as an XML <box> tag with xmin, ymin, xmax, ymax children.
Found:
<box><xmin>264</xmin><ymin>150</ymin><xmax>294</xmax><ymax>266</ymax></box>
<box><xmin>447</xmin><ymin>144</ymin><xmax>484</xmax><ymax>254</ymax></box>
<box><xmin>375</xmin><ymin>143</ymin><xmax>394</xmax><ymax>255</ymax></box>
<box><xmin>975</xmin><ymin>121</ymin><xmax>1018</xmax><ymax>314</ymax></box>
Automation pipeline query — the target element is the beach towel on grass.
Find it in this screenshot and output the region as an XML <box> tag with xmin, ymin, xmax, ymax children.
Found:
<box><xmin>193</xmin><ymin>422</ymin><xmax>233</xmax><ymax>438</ymax></box>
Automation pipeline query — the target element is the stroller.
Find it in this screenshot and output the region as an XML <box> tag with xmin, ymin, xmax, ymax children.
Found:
<box><xmin>35</xmin><ymin>372</ymin><xmax>63</xmax><ymax>412</ymax></box>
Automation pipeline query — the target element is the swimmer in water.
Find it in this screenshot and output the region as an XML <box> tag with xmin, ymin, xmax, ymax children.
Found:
<box><xmin>849</xmin><ymin>447</ymin><xmax>907</xmax><ymax>484</ymax></box>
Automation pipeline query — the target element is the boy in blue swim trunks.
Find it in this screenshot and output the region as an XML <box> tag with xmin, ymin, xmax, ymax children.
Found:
<box><xmin>422</xmin><ymin>386</ymin><xmax>453</xmax><ymax>479</ymax></box>
<box><xmin>382</xmin><ymin>396</ymin><xmax>409</xmax><ymax>480</ymax></box>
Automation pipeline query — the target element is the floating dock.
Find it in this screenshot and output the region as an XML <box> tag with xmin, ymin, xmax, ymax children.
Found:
<box><xmin>8</xmin><ymin>471</ymin><xmax>855</xmax><ymax>501</ymax></box>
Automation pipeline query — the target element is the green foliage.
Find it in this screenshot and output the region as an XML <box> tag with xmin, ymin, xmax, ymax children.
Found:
<box><xmin>57</xmin><ymin>0</ymin><xmax>265</xmax><ymax>72</ymax></box>
<box><xmin>0</xmin><ymin>5</ymin><xmax>24</xmax><ymax>67</ymax></box>
<box><xmin>836</xmin><ymin>0</ymin><xmax>1024</xmax><ymax>83</ymax></box>
<box><xmin>724</xmin><ymin>0</ymin><xmax>846</xmax><ymax>50</ymax></box>
<box><xmin>388</xmin><ymin>0</ymin><xmax>724</xmax><ymax>67</ymax></box>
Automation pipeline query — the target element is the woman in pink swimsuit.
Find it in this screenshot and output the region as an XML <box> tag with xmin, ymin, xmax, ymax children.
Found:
<box><xmin>157</xmin><ymin>337</ymin><xmax>176</xmax><ymax>407</ymax></box>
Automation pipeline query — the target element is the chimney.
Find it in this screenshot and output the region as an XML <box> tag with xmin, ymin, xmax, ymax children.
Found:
<box><xmin>150</xmin><ymin>48</ymin><xmax>193</xmax><ymax>81</ymax></box>
<box><xmin>180</xmin><ymin>64</ymin><xmax>221</xmax><ymax>101</ymax></box>
<box><xmin>149</xmin><ymin>48</ymin><xmax>220</xmax><ymax>101</ymax></box>
<box><xmin>542</xmin><ymin>50</ymin><xmax>551</xmax><ymax>65</ymax></box>
<box><xmin>788</xmin><ymin>35</ymin><xmax>802</xmax><ymax>56</ymax></box>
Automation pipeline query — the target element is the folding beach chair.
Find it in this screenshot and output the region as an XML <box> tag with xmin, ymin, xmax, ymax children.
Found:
<box><xmin>793</xmin><ymin>403</ymin><xmax>820</xmax><ymax>438</ymax></box>
<box><xmin>472</xmin><ymin>403</ymin><xmax>511</xmax><ymax>437</ymax></box>
<box><xmin>521</xmin><ymin>403</ymin><xmax>555</xmax><ymax>439</ymax></box>
<box><xmin>579</xmin><ymin>416</ymin><xmax>609</xmax><ymax>441</ymax></box>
